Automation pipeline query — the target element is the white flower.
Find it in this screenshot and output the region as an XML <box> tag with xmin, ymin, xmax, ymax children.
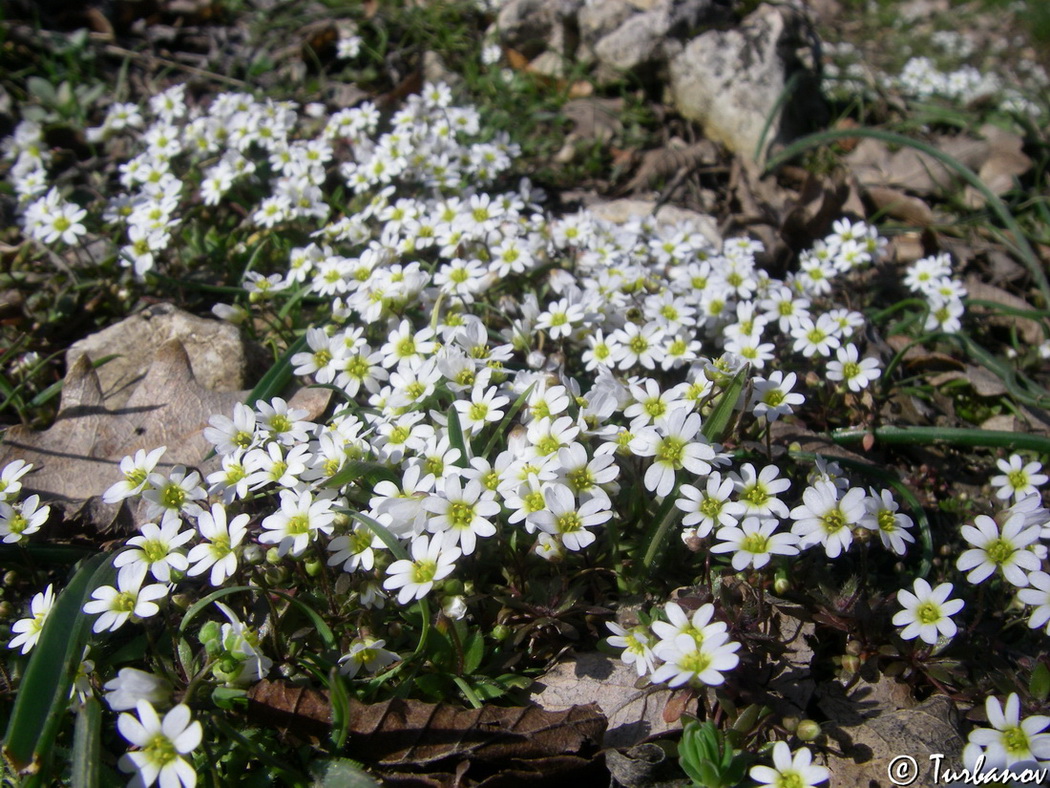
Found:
<box><xmin>711</xmin><ymin>516</ymin><xmax>799</xmax><ymax>570</ymax></box>
<box><xmin>750</xmin><ymin>371</ymin><xmax>805</xmax><ymax>422</ymax></box>
<box><xmin>1018</xmin><ymin>571</ymin><xmax>1050</xmax><ymax>634</ymax></box>
<box><xmin>990</xmin><ymin>455</ymin><xmax>1048</xmax><ymax>502</ymax></box>
<box><xmin>7</xmin><ymin>584</ymin><xmax>55</xmax><ymax>654</ymax></box>
<box><xmin>676</xmin><ymin>473</ymin><xmax>743</xmax><ymax>537</ymax></box>
<box><xmin>423</xmin><ymin>476</ymin><xmax>500</xmax><ymax>556</ymax></box>
<box><xmin>383</xmin><ymin>533</ymin><xmax>461</xmax><ymax>605</ymax></box>
<box><xmin>186</xmin><ymin>503</ymin><xmax>249</xmax><ymax>586</ymax></box>
<box><xmin>629</xmin><ymin>409</ymin><xmax>716</xmax><ymax>498</ymax></box>
<box><xmin>527</xmin><ymin>483</ymin><xmax>612</xmax><ymax>552</ymax></box>
<box><xmin>83</xmin><ymin>571</ymin><xmax>168</xmax><ymax>633</ymax></box>
<box><xmin>141</xmin><ymin>467</ymin><xmax>206</xmax><ymax>522</ymax></box>
<box><xmin>104</xmin><ymin>447</ymin><xmax>168</xmax><ymax>504</ymax></box>
<box><xmin>732</xmin><ymin>463</ymin><xmax>791</xmax><ymax>519</ymax></box>
<box><xmin>0</xmin><ymin>494</ymin><xmax>50</xmax><ymax>544</ymax></box>
<box><xmin>606</xmin><ymin>621</ymin><xmax>656</xmax><ymax>677</ymax></box>
<box><xmin>826</xmin><ymin>343</ymin><xmax>881</xmax><ymax>392</ymax></box>
<box><xmin>790</xmin><ymin>481</ymin><xmax>866</xmax><ymax>558</ymax></box>
<box><xmin>0</xmin><ymin>459</ymin><xmax>33</xmax><ymax>502</ymax></box>
<box><xmin>115</xmin><ymin>519</ymin><xmax>193</xmax><ymax>585</ymax></box>
<box><xmin>338</xmin><ymin>637</ymin><xmax>399</xmax><ymax>678</ymax></box>
<box><xmin>968</xmin><ymin>694</ymin><xmax>1050</xmax><ymax>767</ymax></box>
<box><xmin>118</xmin><ymin>701</ymin><xmax>202</xmax><ymax>788</ymax></box>
<box><xmin>104</xmin><ymin>668</ymin><xmax>173</xmax><ymax>711</ymax></box>
<box><xmin>750</xmin><ymin>742</ymin><xmax>829</xmax><ymax>788</ymax></box>
<box><xmin>651</xmin><ymin>631</ymin><xmax>740</xmax><ymax>688</ymax></box>
<box><xmin>891</xmin><ymin>578</ymin><xmax>964</xmax><ymax>645</ymax></box>
<box><xmin>957</xmin><ymin>513</ymin><xmax>1041</xmax><ymax>587</ymax></box>
<box><xmin>452</xmin><ymin>384</ymin><xmax>509</xmax><ymax>435</ymax></box>
<box><xmin>860</xmin><ymin>488</ymin><xmax>915</xmax><ymax>556</ymax></box>
<box><xmin>259</xmin><ymin>489</ymin><xmax>337</xmax><ymax>557</ymax></box>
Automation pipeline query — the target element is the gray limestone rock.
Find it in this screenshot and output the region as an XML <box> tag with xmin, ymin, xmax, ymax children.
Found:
<box><xmin>668</xmin><ymin>3</ymin><xmax>825</xmax><ymax>161</ymax></box>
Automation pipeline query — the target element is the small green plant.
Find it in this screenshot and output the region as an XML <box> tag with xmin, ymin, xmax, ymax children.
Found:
<box><xmin>678</xmin><ymin>720</ymin><xmax>749</xmax><ymax>788</ymax></box>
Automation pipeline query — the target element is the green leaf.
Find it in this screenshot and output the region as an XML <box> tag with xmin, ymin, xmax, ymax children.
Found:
<box><xmin>446</xmin><ymin>405</ymin><xmax>469</xmax><ymax>468</ymax></box>
<box><xmin>3</xmin><ymin>553</ymin><xmax>110</xmax><ymax>774</ymax></box>
<box><xmin>702</xmin><ymin>366</ymin><xmax>748</xmax><ymax>443</ymax></box>
<box><xmin>480</xmin><ymin>381</ymin><xmax>535</xmax><ymax>459</ymax></box>
<box><xmin>1031</xmin><ymin>662</ymin><xmax>1050</xmax><ymax>703</ymax></box>
<box><xmin>244</xmin><ymin>332</ymin><xmax>311</xmax><ymax>408</ymax></box>
<box><xmin>309</xmin><ymin>758</ymin><xmax>380</xmax><ymax>788</ymax></box>
<box><xmin>462</xmin><ymin>632</ymin><xmax>485</xmax><ymax>675</ymax></box>
<box><xmin>328</xmin><ymin>667</ymin><xmax>352</xmax><ymax>750</ymax></box>
<box><xmin>26</xmin><ymin>76</ymin><xmax>57</xmax><ymax>103</ymax></box>
<box><xmin>71</xmin><ymin>697</ymin><xmax>101</xmax><ymax>788</ymax></box>
<box><xmin>324</xmin><ymin>459</ymin><xmax>399</xmax><ymax>491</ymax></box>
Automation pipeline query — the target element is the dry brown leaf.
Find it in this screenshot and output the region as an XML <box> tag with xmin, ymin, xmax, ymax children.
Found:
<box><xmin>562</xmin><ymin>97</ymin><xmax>623</xmax><ymax>143</ymax></box>
<box><xmin>779</xmin><ymin>173</ymin><xmax>849</xmax><ymax>251</ymax></box>
<box><xmin>964</xmin><ymin>125</ymin><xmax>1032</xmax><ymax>208</ymax></box>
<box><xmin>927</xmin><ymin>366</ymin><xmax>1008</xmax><ymax>398</ymax></box>
<box><xmin>964</xmin><ymin>276</ymin><xmax>1047</xmax><ymax>345</ymax></box>
<box><xmin>532</xmin><ymin>652</ymin><xmax>693</xmax><ymax>748</ymax></box>
<box><xmin>865</xmin><ymin>186</ymin><xmax>934</xmax><ymax>227</ymax></box>
<box><xmin>847</xmin><ymin>126</ymin><xmax>1031</xmax><ymax>206</ymax></box>
<box><xmin>0</xmin><ymin>339</ymin><xmax>328</xmax><ymax>526</ymax></box>
<box><xmin>247</xmin><ymin>680</ymin><xmax>606</xmax><ymax>769</ymax></box>
<box><xmin>623</xmin><ymin>140</ymin><xmax>718</xmax><ymax>194</ymax></box>
<box><xmin>819</xmin><ymin>688</ymin><xmax>964</xmax><ymax>787</ymax></box>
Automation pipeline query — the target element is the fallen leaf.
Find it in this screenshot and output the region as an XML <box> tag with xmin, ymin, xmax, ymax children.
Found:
<box><xmin>964</xmin><ymin>125</ymin><xmax>1032</xmax><ymax>208</ymax></box>
<box><xmin>928</xmin><ymin>366</ymin><xmax>1008</xmax><ymax>398</ymax></box>
<box><xmin>562</xmin><ymin>97</ymin><xmax>623</xmax><ymax>143</ymax></box>
<box><xmin>819</xmin><ymin>687</ymin><xmax>964</xmax><ymax>787</ymax></box>
<box><xmin>623</xmin><ymin>140</ymin><xmax>718</xmax><ymax>194</ymax></box>
<box><xmin>847</xmin><ymin>127</ymin><xmax>1031</xmax><ymax>207</ymax></box>
<box><xmin>0</xmin><ymin>339</ymin><xmax>328</xmax><ymax>527</ymax></box>
<box><xmin>66</xmin><ymin>303</ymin><xmax>257</xmax><ymax>409</ymax></box>
<box><xmin>964</xmin><ymin>277</ymin><xmax>1047</xmax><ymax>346</ymax></box>
<box><xmin>779</xmin><ymin>172</ymin><xmax>849</xmax><ymax>252</ymax></box>
<box><xmin>864</xmin><ymin>186</ymin><xmax>934</xmax><ymax>227</ymax></box>
<box><xmin>531</xmin><ymin>652</ymin><xmax>691</xmax><ymax>748</ymax></box>
<box><xmin>248</xmin><ymin>680</ymin><xmax>606</xmax><ymax>770</ymax></box>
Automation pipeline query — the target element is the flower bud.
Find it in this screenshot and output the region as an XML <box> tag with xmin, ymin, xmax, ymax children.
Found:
<box><xmin>265</xmin><ymin>547</ymin><xmax>282</xmax><ymax>565</ymax></box>
<box><xmin>781</xmin><ymin>716</ymin><xmax>799</xmax><ymax>734</ymax></box>
<box><xmin>796</xmin><ymin>720</ymin><xmax>822</xmax><ymax>742</ymax></box>
<box><xmin>304</xmin><ymin>559</ymin><xmax>322</xmax><ymax>577</ymax></box>
<box><xmin>773</xmin><ymin>568</ymin><xmax>791</xmax><ymax>595</ymax></box>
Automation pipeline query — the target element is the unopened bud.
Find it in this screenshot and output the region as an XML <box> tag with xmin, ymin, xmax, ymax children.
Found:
<box><xmin>773</xmin><ymin>568</ymin><xmax>791</xmax><ymax>595</ymax></box>
<box><xmin>796</xmin><ymin>720</ymin><xmax>822</xmax><ymax>742</ymax></box>
<box><xmin>845</xmin><ymin>640</ymin><xmax>862</xmax><ymax>657</ymax></box>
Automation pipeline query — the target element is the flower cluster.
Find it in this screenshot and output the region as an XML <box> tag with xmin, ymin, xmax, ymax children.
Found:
<box><xmin>607</xmin><ymin>601</ymin><xmax>741</xmax><ymax>688</ymax></box>
<box><xmin>904</xmin><ymin>252</ymin><xmax>967</xmax><ymax>334</ymax></box>
<box><xmin>0</xmin><ymin>460</ymin><xmax>51</xmax><ymax>545</ymax></box>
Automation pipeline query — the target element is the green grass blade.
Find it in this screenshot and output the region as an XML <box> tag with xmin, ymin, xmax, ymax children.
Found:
<box><xmin>177</xmin><ymin>585</ymin><xmax>336</xmax><ymax>650</ymax></box>
<box><xmin>702</xmin><ymin>366</ymin><xmax>749</xmax><ymax>442</ymax></box>
<box><xmin>764</xmin><ymin>127</ymin><xmax>1050</xmax><ymax>307</ymax></box>
<box><xmin>3</xmin><ymin>553</ymin><xmax>110</xmax><ymax>773</ymax></box>
<box><xmin>324</xmin><ymin>459</ymin><xmax>400</xmax><ymax>491</ymax></box>
<box><xmin>446</xmin><ymin>405</ymin><xmax>469</xmax><ymax>468</ymax></box>
<box><xmin>480</xmin><ymin>381</ymin><xmax>534</xmax><ymax>459</ymax></box>
<box><xmin>245</xmin><ymin>332</ymin><xmax>310</xmax><ymax>407</ymax></box>
<box><xmin>328</xmin><ymin>667</ymin><xmax>352</xmax><ymax>750</ymax></box>
<box><xmin>71</xmin><ymin>697</ymin><xmax>101</xmax><ymax>788</ymax></box>
<box><xmin>833</xmin><ymin>424</ymin><xmax>1050</xmax><ymax>454</ymax></box>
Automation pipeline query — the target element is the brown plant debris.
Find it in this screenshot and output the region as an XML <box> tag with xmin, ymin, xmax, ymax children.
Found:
<box><xmin>247</xmin><ymin>679</ymin><xmax>606</xmax><ymax>773</ymax></box>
